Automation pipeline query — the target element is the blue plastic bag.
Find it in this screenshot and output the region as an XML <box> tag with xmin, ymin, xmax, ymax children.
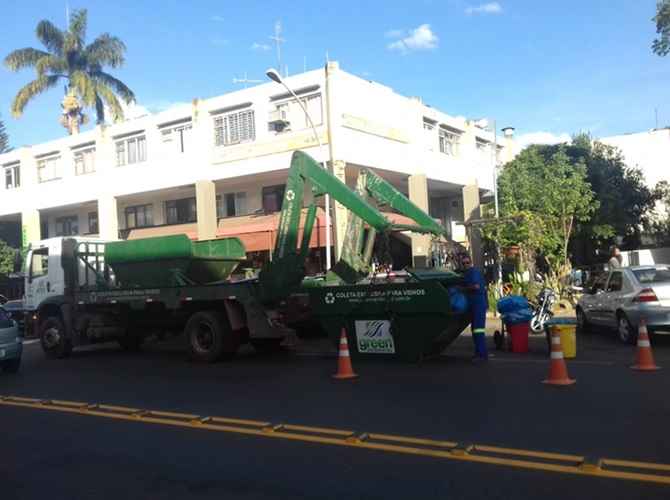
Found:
<box><xmin>448</xmin><ymin>287</ymin><xmax>469</xmax><ymax>313</ymax></box>
<box><xmin>502</xmin><ymin>309</ymin><xmax>533</xmax><ymax>325</ymax></box>
<box><xmin>497</xmin><ymin>295</ymin><xmax>530</xmax><ymax>314</ymax></box>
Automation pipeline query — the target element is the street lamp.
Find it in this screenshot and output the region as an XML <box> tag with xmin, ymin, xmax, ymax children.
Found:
<box><xmin>265</xmin><ymin>68</ymin><xmax>333</xmax><ymax>270</ymax></box>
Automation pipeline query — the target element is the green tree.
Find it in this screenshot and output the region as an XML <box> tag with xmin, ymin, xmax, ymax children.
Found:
<box><xmin>530</xmin><ymin>134</ymin><xmax>657</xmax><ymax>262</ymax></box>
<box><xmin>0</xmin><ymin>114</ymin><xmax>8</xmax><ymax>153</ymax></box>
<box><xmin>653</xmin><ymin>0</ymin><xmax>670</xmax><ymax>56</ymax></box>
<box><xmin>483</xmin><ymin>147</ymin><xmax>597</xmax><ymax>290</ymax></box>
<box><xmin>0</xmin><ymin>240</ymin><xmax>17</xmax><ymax>278</ymax></box>
<box><xmin>4</xmin><ymin>8</ymin><xmax>135</xmax><ymax>135</ymax></box>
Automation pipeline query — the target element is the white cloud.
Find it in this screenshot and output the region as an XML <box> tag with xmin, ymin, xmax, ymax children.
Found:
<box><xmin>465</xmin><ymin>2</ymin><xmax>503</xmax><ymax>15</ymax></box>
<box><xmin>387</xmin><ymin>24</ymin><xmax>438</xmax><ymax>54</ymax></box>
<box><xmin>210</xmin><ymin>15</ymin><xmax>225</xmax><ymax>22</ymax></box>
<box><xmin>515</xmin><ymin>131</ymin><xmax>571</xmax><ymax>150</ymax></box>
<box><xmin>251</xmin><ymin>42</ymin><xmax>272</xmax><ymax>51</ymax></box>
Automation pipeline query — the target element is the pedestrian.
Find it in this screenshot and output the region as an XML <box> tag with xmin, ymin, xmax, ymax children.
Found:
<box><xmin>460</xmin><ymin>254</ymin><xmax>489</xmax><ymax>362</ymax></box>
<box><xmin>608</xmin><ymin>246</ymin><xmax>622</xmax><ymax>269</ymax></box>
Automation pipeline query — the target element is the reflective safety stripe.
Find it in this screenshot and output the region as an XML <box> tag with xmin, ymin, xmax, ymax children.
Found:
<box><xmin>472</xmin><ymin>329</ymin><xmax>486</xmax><ymax>334</ymax></box>
<box><xmin>637</xmin><ymin>340</ymin><xmax>651</xmax><ymax>348</ymax></box>
<box><xmin>552</xmin><ymin>336</ymin><xmax>562</xmax><ymax>345</ymax></box>
<box><xmin>550</xmin><ymin>352</ymin><xmax>564</xmax><ymax>360</ymax></box>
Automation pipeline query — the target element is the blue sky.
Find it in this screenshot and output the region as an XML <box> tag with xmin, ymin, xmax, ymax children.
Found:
<box><xmin>1</xmin><ymin>0</ymin><xmax>668</xmax><ymax>148</ymax></box>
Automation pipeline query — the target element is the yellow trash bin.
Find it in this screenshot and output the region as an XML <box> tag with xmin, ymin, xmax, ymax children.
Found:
<box><xmin>549</xmin><ymin>323</ymin><xmax>577</xmax><ymax>359</ymax></box>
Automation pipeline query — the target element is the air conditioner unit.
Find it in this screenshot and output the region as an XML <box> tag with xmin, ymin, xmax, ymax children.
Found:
<box><xmin>268</xmin><ymin>109</ymin><xmax>290</xmax><ymax>131</ymax></box>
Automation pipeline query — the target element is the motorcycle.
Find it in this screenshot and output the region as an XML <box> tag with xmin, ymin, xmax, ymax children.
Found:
<box><xmin>530</xmin><ymin>287</ymin><xmax>556</xmax><ymax>334</ymax></box>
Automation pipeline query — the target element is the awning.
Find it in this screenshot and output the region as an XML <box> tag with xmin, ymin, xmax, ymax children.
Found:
<box><xmin>127</xmin><ymin>208</ymin><xmax>418</xmax><ymax>253</ymax></box>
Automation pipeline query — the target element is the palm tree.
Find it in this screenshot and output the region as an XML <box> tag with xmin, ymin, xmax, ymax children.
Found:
<box><xmin>4</xmin><ymin>9</ymin><xmax>135</xmax><ymax>135</ymax></box>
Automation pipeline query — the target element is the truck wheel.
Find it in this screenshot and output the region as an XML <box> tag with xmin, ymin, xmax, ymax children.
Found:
<box><xmin>2</xmin><ymin>358</ymin><xmax>21</xmax><ymax>373</ymax></box>
<box><xmin>40</xmin><ymin>316</ymin><xmax>72</xmax><ymax>359</ymax></box>
<box><xmin>185</xmin><ymin>311</ymin><xmax>238</xmax><ymax>363</ymax></box>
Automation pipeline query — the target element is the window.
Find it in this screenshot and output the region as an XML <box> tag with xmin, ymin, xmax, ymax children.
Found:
<box><xmin>37</xmin><ymin>155</ymin><xmax>61</xmax><ymax>182</ymax></box>
<box><xmin>165</xmin><ymin>198</ymin><xmax>197</xmax><ymax>225</ymax></box>
<box><xmin>74</xmin><ymin>147</ymin><xmax>96</xmax><ymax>175</ymax></box>
<box><xmin>607</xmin><ymin>272</ymin><xmax>623</xmax><ymax>292</ymax></box>
<box><xmin>55</xmin><ymin>215</ymin><xmax>79</xmax><ymax>237</ymax></box>
<box><xmin>217</xmin><ymin>192</ymin><xmax>247</xmax><ymax>218</ymax></box>
<box><xmin>423</xmin><ymin>119</ymin><xmax>436</xmax><ymax>151</ymax></box>
<box><xmin>476</xmin><ymin>139</ymin><xmax>489</xmax><ymax>152</ymax></box>
<box><xmin>633</xmin><ymin>267</ymin><xmax>670</xmax><ymax>284</ymax></box>
<box><xmin>161</xmin><ymin>123</ymin><xmax>192</xmax><ymax>153</ymax></box>
<box><xmin>125</xmin><ymin>204</ymin><xmax>153</xmax><ymax>229</ymax></box>
<box><xmin>116</xmin><ymin>135</ymin><xmax>147</xmax><ymax>166</ymax></box>
<box><xmin>88</xmin><ymin>212</ymin><xmax>99</xmax><ymax>234</ymax></box>
<box><xmin>214</xmin><ymin>109</ymin><xmax>256</xmax><ymax>146</ymax></box>
<box><xmin>262</xmin><ymin>185</ymin><xmax>286</xmax><ymax>214</ymax></box>
<box><xmin>30</xmin><ymin>247</ymin><xmax>49</xmax><ymax>280</ymax></box>
<box><xmin>4</xmin><ymin>163</ymin><xmax>20</xmax><ymax>189</ymax></box>
<box><xmin>272</xmin><ymin>94</ymin><xmax>323</xmax><ymax>132</ymax></box>
<box><xmin>438</xmin><ymin>127</ymin><xmax>460</xmax><ymax>156</ymax></box>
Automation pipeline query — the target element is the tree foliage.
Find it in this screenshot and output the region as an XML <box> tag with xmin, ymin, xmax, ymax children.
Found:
<box><xmin>0</xmin><ymin>240</ymin><xmax>17</xmax><ymax>278</ymax></box>
<box><xmin>482</xmin><ymin>146</ymin><xmax>597</xmax><ymax>289</ymax></box>
<box><xmin>0</xmin><ymin>114</ymin><xmax>8</xmax><ymax>153</ymax></box>
<box><xmin>653</xmin><ymin>0</ymin><xmax>670</xmax><ymax>56</ymax></box>
<box><xmin>3</xmin><ymin>9</ymin><xmax>135</xmax><ymax>133</ymax></box>
<box><xmin>527</xmin><ymin>134</ymin><xmax>657</xmax><ymax>262</ymax></box>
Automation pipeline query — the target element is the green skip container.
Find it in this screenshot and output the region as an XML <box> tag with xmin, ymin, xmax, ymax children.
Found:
<box><xmin>105</xmin><ymin>234</ymin><xmax>246</xmax><ymax>288</ymax></box>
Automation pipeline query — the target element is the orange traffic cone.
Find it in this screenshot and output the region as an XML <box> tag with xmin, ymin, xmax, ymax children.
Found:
<box><xmin>631</xmin><ymin>319</ymin><xmax>660</xmax><ymax>371</ymax></box>
<box><xmin>542</xmin><ymin>330</ymin><xmax>576</xmax><ymax>386</ymax></box>
<box><xmin>333</xmin><ymin>328</ymin><xmax>358</xmax><ymax>380</ymax></box>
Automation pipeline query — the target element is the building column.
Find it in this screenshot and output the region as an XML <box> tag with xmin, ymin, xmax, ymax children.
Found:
<box><xmin>195</xmin><ymin>180</ymin><xmax>217</xmax><ymax>241</ymax></box>
<box><xmin>325</xmin><ymin>61</ymin><xmax>347</xmax><ymax>262</ymax></box>
<box><xmin>21</xmin><ymin>209</ymin><xmax>41</xmax><ymax>248</ymax></box>
<box><xmin>408</xmin><ymin>174</ymin><xmax>431</xmax><ymax>268</ymax></box>
<box><xmin>98</xmin><ymin>196</ymin><xmax>119</xmax><ymax>241</ymax></box>
<box><xmin>462</xmin><ymin>183</ymin><xmax>483</xmax><ymax>268</ymax></box>
<box><xmin>501</xmin><ymin>127</ymin><xmax>516</xmax><ymax>164</ymax></box>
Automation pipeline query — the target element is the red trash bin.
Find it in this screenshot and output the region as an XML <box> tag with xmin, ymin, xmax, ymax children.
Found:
<box><xmin>506</xmin><ymin>322</ymin><xmax>530</xmax><ymax>353</ymax></box>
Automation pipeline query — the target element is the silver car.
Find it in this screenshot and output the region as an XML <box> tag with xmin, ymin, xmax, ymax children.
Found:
<box><xmin>0</xmin><ymin>305</ymin><xmax>23</xmax><ymax>373</ymax></box>
<box><xmin>576</xmin><ymin>265</ymin><xmax>670</xmax><ymax>344</ymax></box>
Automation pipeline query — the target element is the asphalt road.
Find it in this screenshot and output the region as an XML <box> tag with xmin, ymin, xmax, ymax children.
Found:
<box><xmin>2</xmin><ymin>329</ymin><xmax>670</xmax><ymax>499</ymax></box>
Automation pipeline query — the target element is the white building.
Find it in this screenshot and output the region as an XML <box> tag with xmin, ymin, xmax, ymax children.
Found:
<box><xmin>0</xmin><ymin>62</ymin><xmax>514</xmax><ymax>268</ymax></box>
<box><xmin>600</xmin><ymin>127</ymin><xmax>670</xmax><ymax>218</ymax></box>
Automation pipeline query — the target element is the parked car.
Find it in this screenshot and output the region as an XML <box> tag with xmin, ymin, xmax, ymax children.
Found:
<box><xmin>2</xmin><ymin>299</ymin><xmax>25</xmax><ymax>330</ymax></box>
<box><xmin>0</xmin><ymin>305</ymin><xmax>23</xmax><ymax>373</ymax></box>
<box><xmin>576</xmin><ymin>265</ymin><xmax>670</xmax><ymax>344</ymax></box>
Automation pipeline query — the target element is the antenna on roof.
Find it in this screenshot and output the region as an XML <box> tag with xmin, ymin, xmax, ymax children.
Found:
<box><xmin>232</xmin><ymin>72</ymin><xmax>262</xmax><ymax>89</ymax></box>
<box><xmin>269</xmin><ymin>20</ymin><xmax>285</xmax><ymax>77</ymax></box>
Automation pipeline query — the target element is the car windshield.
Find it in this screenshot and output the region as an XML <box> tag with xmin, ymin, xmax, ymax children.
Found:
<box><xmin>633</xmin><ymin>267</ymin><xmax>670</xmax><ymax>284</ymax></box>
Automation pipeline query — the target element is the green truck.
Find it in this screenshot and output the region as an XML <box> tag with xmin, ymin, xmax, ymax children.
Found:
<box><xmin>24</xmin><ymin>151</ymin><xmax>468</xmax><ymax>363</ymax></box>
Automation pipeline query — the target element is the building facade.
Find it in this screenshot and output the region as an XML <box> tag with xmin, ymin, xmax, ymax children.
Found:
<box><xmin>0</xmin><ymin>62</ymin><xmax>514</xmax><ymax>268</ymax></box>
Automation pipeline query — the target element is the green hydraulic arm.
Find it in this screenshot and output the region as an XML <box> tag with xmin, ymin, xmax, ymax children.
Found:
<box><xmin>258</xmin><ymin>151</ymin><xmax>451</xmax><ymax>304</ymax></box>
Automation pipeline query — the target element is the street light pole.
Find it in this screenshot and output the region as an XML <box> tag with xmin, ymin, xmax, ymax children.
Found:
<box><xmin>265</xmin><ymin>68</ymin><xmax>333</xmax><ymax>270</ymax></box>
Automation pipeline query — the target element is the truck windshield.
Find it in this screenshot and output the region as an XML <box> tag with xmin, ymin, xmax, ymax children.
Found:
<box><xmin>633</xmin><ymin>267</ymin><xmax>670</xmax><ymax>284</ymax></box>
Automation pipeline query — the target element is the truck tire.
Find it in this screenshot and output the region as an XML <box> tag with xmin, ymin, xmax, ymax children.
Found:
<box><xmin>40</xmin><ymin>316</ymin><xmax>73</xmax><ymax>359</ymax></box>
<box><xmin>185</xmin><ymin>311</ymin><xmax>238</xmax><ymax>363</ymax></box>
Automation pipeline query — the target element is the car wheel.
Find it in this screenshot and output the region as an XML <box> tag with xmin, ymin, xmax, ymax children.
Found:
<box><xmin>617</xmin><ymin>313</ymin><xmax>636</xmax><ymax>345</ymax></box>
<box><xmin>40</xmin><ymin>316</ymin><xmax>73</xmax><ymax>359</ymax></box>
<box><xmin>1</xmin><ymin>357</ymin><xmax>21</xmax><ymax>373</ymax></box>
<box><xmin>576</xmin><ymin>307</ymin><xmax>590</xmax><ymax>334</ymax></box>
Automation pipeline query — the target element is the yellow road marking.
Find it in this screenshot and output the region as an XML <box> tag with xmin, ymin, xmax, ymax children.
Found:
<box><xmin>1</xmin><ymin>395</ymin><xmax>669</xmax><ymax>486</ymax></box>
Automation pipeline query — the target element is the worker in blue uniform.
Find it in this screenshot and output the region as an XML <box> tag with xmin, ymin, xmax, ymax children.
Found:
<box><xmin>460</xmin><ymin>254</ymin><xmax>488</xmax><ymax>362</ymax></box>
